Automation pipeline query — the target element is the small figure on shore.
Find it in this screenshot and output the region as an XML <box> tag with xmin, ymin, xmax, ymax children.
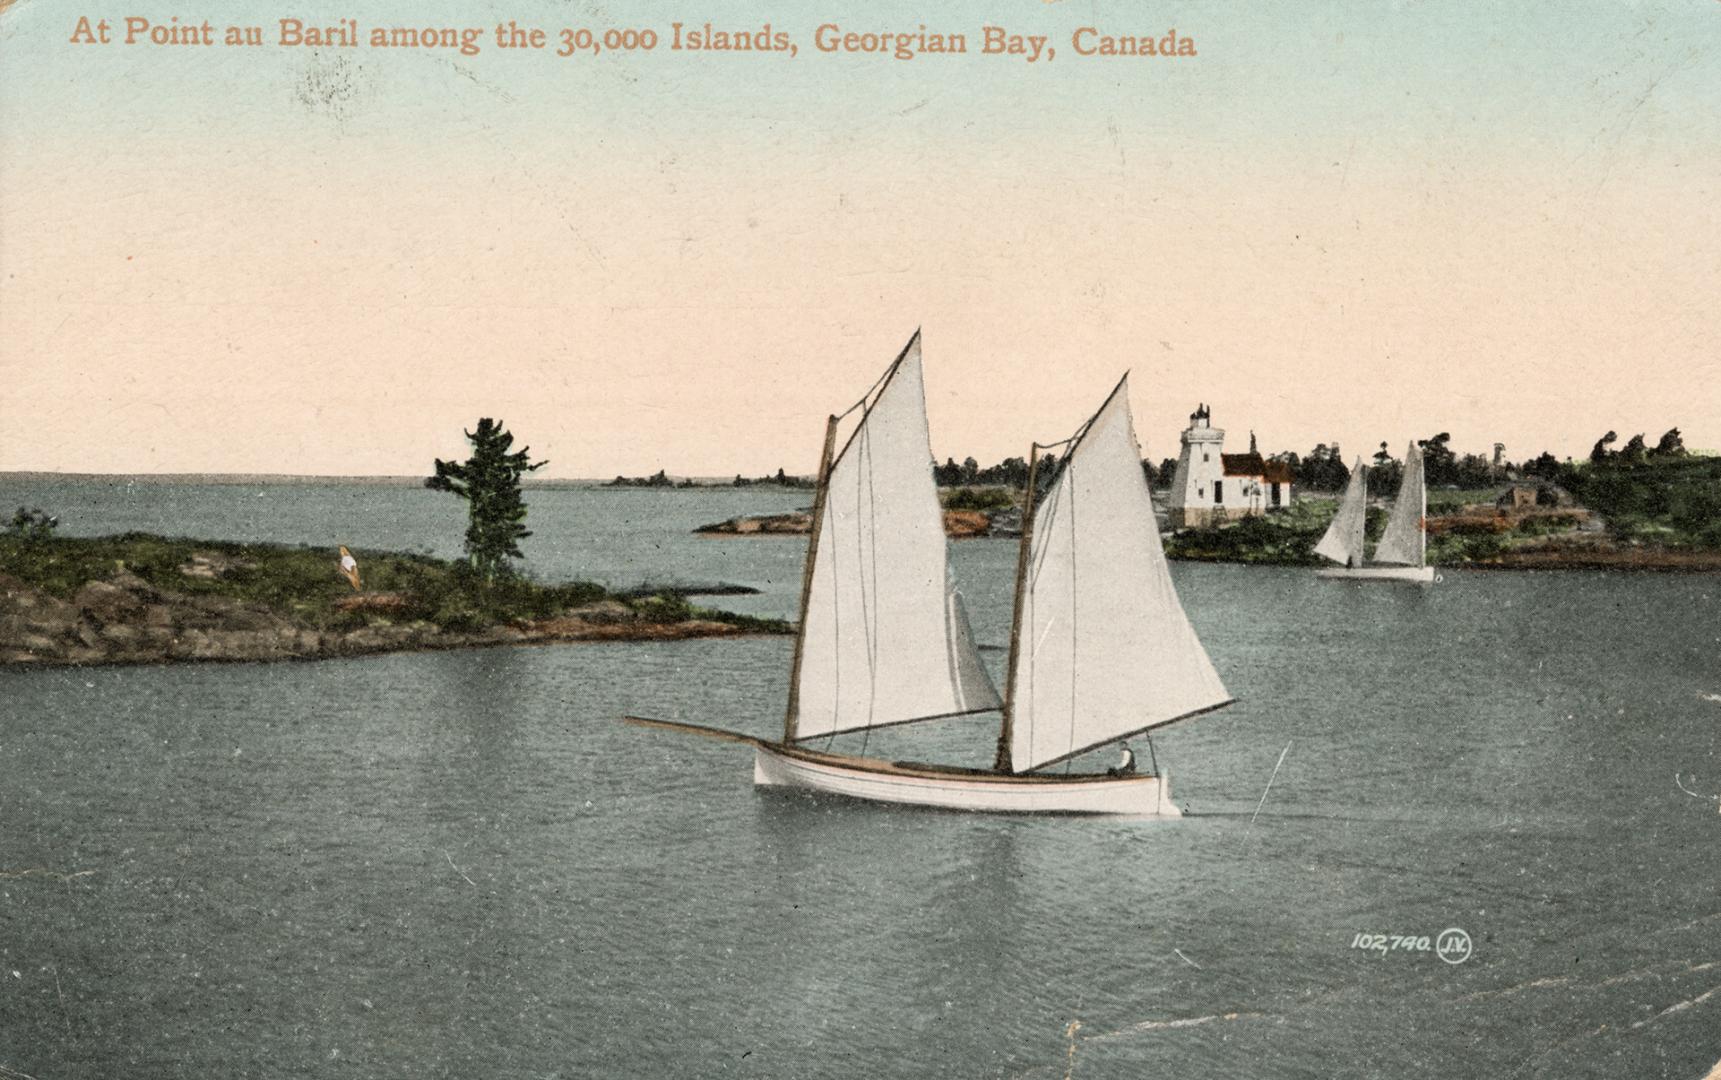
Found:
<box><xmin>1108</xmin><ymin>742</ymin><xmax>1136</xmax><ymax>777</ymax></box>
<box><xmin>338</xmin><ymin>546</ymin><xmax>362</xmax><ymax>591</ymax></box>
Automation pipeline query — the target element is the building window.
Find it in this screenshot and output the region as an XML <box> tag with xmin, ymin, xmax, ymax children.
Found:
<box><xmin>1203</xmin><ymin>452</ymin><xmax>1210</xmax><ymax>463</ymax></box>
<box><xmin>1214</xmin><ymin>480</ymin><xmax>1224</xmax><ymax>503</ymax></box>
<box><xmin>1271</xmin><ymin>483</ymin><xmax>1282</xmax><ymax>508</ymax></box>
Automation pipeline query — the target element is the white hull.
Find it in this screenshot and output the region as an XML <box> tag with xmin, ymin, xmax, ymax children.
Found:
<box><xmin>752</xmin><ymin>743</ymin><xmax>1181</xmax><ymax>816</ymax></box>
<box><xmin>1316</xmin><ymin>564</ymin><xmax>1435</xmax><ymax>584</ymax></box>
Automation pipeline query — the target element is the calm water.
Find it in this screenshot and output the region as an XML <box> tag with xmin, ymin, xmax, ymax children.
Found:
<box><xmin>2</xmin><ymin>479</ymin><xmax>1718</xmax><ymax>1078</ymax></box>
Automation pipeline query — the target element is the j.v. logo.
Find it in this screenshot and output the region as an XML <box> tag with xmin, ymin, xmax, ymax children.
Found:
<box><xmin>1436</xmin><ymin>927</ymin><xmax>1473</xmax><ymax>965</ymax></box>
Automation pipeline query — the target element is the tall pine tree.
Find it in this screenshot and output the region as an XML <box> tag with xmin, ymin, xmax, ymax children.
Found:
<box><xmin>426</xmin><ymin>419</ymin><xmax>547</xmax><ymax>579</ymax></box>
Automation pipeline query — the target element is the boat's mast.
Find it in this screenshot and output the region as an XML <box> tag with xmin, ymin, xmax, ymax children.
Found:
<box><xmin>994</xmin><ymin>443</ymin><xmax>1042</xmax><ymax>773</ymax></box>
<box><xmin>782</xmin><ymin>414</ymin><xmax>842</xmax><ymax>744</ymax></box>
<box><xmin>1354</xmin><ymin>463</ymin><xmax>1369</xmax><ymax>570</ymax></box>
<box><xmin>1416</xmin><ymin>451</ymin><xmax>1428</xmax><ymax>568</ymax></box>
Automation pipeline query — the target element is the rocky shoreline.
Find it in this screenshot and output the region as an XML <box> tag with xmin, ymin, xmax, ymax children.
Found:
<box><xmin>696</xmin><ymin>502</ymin><xmax>1721</xmax><ymax>572</ymax></box>
<box><xmin>0</xmin><ymin>569</ymin><xmax>773</xmax><ymax>669</ymax></box>
<box><xmin>1454</xmin><ymin>544</ymin><xmax>1721</xmax><ymax>572</ymax></box>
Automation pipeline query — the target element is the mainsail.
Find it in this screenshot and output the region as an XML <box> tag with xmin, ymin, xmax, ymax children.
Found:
<box><xmin>1373</xmin><ymin>441</ymin><xmax>1426</xmax><ymax>567</ymax></box>
<box><xmin>788</xmin><ymin>333</ymin><xmax>1002</xmax><ymax>741</ymax></box>
<box><xmin>1313</xmin><ymin>460</ymin><xmax>1368</xmax><ymax>567</ymax></box>
<box><xmin>1002</xmin><ymin>377</ymin><xmax>1231</xmax><ymax>774</ymax></box>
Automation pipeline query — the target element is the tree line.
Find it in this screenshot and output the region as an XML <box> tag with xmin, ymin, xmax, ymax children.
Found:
<box><xmin>423</xmin><ymin>418</ymin><xmax>1703</xmax><ymax>582</ymax></box>
<box><xmin>604</xmin><ymin>468</ymin><xmax>816</xmax><ymax>489</ymax></box>
<box><xmin>932</xmin><ymin>456</ymin><xmax>1057</xmax><ymax>489</ymax></box>
<box><xmin>938</xmin><ymin>423</ymin><xmax>1694</xmax><ymax>499</ymax></box>
<box><xmin>1585</xmin><ymin>428</ymin><xmax>1686</xmax><ymax>466</ymax></box>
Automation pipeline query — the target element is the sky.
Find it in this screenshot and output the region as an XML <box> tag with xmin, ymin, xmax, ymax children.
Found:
<box><xmin>2</xmin><ymin>0</ymin><xmax>1717</xmax><ymax>477</ymax></box>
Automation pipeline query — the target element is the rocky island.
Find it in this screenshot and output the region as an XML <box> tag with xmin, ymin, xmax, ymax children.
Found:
<box><xmin>696</xmin><ymin>486</ymin><xmax>1019</xmax><ymax>539</ymax></box>
<box><xmin>0</xmin><ymin>533</ymin><xmax>786</xmax><ymax>668</ymax></box>
<box><xmin>695</xmin><ymin>507</ymin><xmax>1002</xmax><ymax>539</ymax></box>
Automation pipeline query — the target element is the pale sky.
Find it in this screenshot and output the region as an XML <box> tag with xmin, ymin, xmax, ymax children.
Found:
<box><xmin>2</xmin><ymin>0</ymin><xmax>1717</xmax><ymax>477</ymax></box>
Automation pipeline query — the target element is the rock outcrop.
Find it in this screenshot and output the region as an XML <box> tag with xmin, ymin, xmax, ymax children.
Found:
<box><xmin>697</xmin><ymin>508</ymin><xmax>1006</xmax><ymax>538</ymax></box>
<box><xmin>695</xmin><ymin>511</ymin><xmax>814</xmax><ymax>535</ymax></box>
<box><xmin>0</xmin><ymin>570</ymin><xmax>761</xmax><ymax>669</ymax></box>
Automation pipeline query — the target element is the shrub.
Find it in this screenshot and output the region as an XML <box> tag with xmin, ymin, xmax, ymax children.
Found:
<box><xmin>7</xmin><ymin>507</ymin><xmax>60</xmax><ymax>540</ymax></box>
<box><xmin>632</xmin><ymin>593</ymin><xmax>695</xmax><ymax>624</ymax></box>
<box><xmin>941</xmin><ymin>487</ymin><xmax>1016</xmax><ymax>512</ymax></box>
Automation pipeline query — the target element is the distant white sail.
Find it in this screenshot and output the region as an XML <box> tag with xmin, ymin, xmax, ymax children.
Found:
<box><xmin>1313</xmin><ymin>461</ymin><xmax>1368</xmax><ymax>567</ymax></box>
<box><xmin>792</xmin><ymin>335</ymin><xmax>1002</xmax><ymax>741</ymax></box>
<box><xmin>1006</xmin><ymin>379</ymin><xmax>1230</xmax><ymax>774</ymax></box>
<box><xmin>945</xmin><ymin>588</ymin><xmax>996</xmax><ymax>714</ymax></box>
<box><xmin>1373</xmin><ymin>442</ymin><xmax>1426</xmax><ymax>567</ymax></box>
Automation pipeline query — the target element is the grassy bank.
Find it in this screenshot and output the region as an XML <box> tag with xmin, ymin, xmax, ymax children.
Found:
<box><xmin>1164</xmin><ymin>474</ymin><xmax>1721</xmax><ymax>570</ymax></box>
<box><xmin>1160</xmin><ymin>504</ymin><xmax>1563</xmax><ymax>568</ymax></box>
<box><xmin>1559</xmin><ymin>456</ymin><xmax>1721</xmax><ymax>549</ymax></box>
<box><xmin>1163</xmin><ymin>498</ymin><xmax>1341</xmax><ymax>565</ymax></box>
<box><xmin>939</xmin><ymin>486</ymin><xmax>1018</xmax><ymax>512</ymax></box>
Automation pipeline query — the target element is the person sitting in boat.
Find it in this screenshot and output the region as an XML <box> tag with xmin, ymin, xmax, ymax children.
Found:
<box><xmin>1108</xmin><ymin>742</ymin><xmax>1136</xmax><ymax>777</ymax></box>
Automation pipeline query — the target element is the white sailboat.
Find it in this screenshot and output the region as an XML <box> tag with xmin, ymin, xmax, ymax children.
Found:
<box><xmin>625</xmin><ymin>331</ymin><xmax>1234</xmax><ymax>815</ymax></box>
<box><xmin>1313</xmin><ymin>442</ymin><xmax>1435</xmax><ymax>583</ymax></box>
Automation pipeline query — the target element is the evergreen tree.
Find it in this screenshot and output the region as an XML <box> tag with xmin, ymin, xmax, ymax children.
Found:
<box><xmin>1370</xmin><ymin>441</ymin><xmax>1403</xmax><ymax>498</ymax></box>
<box><xmin>1157</xmin><ymin>457</ymin><xmax>1179</xmax><ymax>489</ymax></box>
<box><xmin>1651</xmin><ymin>428</ymin><xmax>1686</xmax><ymax>457</ymax></box>
<box><xmin>1453</xmin><ymin>453</ymin><xmax>1495</xmax><ymax>488</ymax></box>
<box><xmin>426</xmin><ymin>418</ymin><xmax>547</xmax><ymax>579</ymax></box>
<box><xmin>1416</xmin><ymin>432</ymin><xmax>1457</xmax><ymax>486</ymax></box>
<box><xmin>1524</xmin><ymin>451</ymin><xmax>1561</xmax><ymax>480</ymax></box>
<box><xmin>1295</xmin><ymin>444</ymin><xmax>1349</xmax><ymax>492</ymax></box>
<box><xmin>6</xmin><ymin>507</ymin><xmax>59</xmax><ymax>540</ymax></box>
<box><xmin>992</xmin><ymin>456</ymin><xmax>1031</xmax><ymax>489</ymax></box>
<box><xmin>1032</xmin><ymin>452</ymin><xmax>1060</xmax><ymax>494</ymax></box>
<box><xmin>1590</xmin><ymin>430</ymin><xmax>1617</xmax><ymax>464</ymax></box>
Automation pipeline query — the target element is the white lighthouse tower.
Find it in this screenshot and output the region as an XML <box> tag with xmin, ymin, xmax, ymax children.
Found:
<box><xmin>1169</xmin><ymin>404</ymin><xmax>1226</xmax><ymax>528</ymax></box>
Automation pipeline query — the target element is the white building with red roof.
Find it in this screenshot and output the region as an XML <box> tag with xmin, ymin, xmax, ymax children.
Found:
<box><xmin>1168</xmin><ymin>405</ymin><xmax>1293</xmax><ymax>528</ymax></box>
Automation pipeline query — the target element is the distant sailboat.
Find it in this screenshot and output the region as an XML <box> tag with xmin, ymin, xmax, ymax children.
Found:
<box><xmin>625</xmin><ymin>331</ymin><xmax>1234</xmax><ymax>815</ymax></box>
<box><xmin>1314</xmin><ymin>442</ymin><xmax>1435</xmax><ymax>584</ymax></box>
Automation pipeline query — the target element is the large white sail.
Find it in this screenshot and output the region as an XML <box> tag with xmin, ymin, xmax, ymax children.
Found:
<box><xmin>1005</xmin><ymin>379</ymin><xmax>1231</xmax><ymax>774</ymax></box>
<box><xmin>790</xmin><ymin>334</ymin><xmax>1002</xmax><ymax>741</ymax></box>
<box><xmin>1313</xmin><ymin>460</ymin><xmax>1368</xmax><ymax>567</ymax></box>
<box><xmin>1373</xmin><ymin>441</ymin><xmax>1426</xmax><ymax>567</ymax></box>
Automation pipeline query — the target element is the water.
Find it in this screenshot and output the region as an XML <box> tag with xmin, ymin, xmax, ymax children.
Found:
<box><xmin>2</xmin><ymin>479</ymin><xmax>1718</xmax><ymax>1078</ymax></box>
<box><xmin>0</xmin><ymin>477</ymin><xmax>812</xmax><ymax>607</ymax></box>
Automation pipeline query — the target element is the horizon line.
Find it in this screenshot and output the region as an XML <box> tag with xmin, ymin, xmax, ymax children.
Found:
<box><xmin>6</xmin><ymin>448</ymin><xmax>1714</xmax><ymax>487</ymax></box>
<box><xmin>0</xmin><ymin>470</ymin><xmax>816</xmax><ymax>486</ymax></box>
